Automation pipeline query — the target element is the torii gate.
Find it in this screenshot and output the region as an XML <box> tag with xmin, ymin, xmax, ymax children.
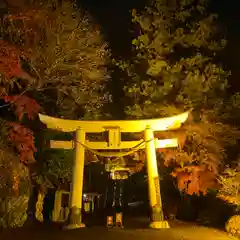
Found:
<box><xmin>38</xmin><ymin>111</ymin><xmax>190</xmax><ymax>229</ymax></box>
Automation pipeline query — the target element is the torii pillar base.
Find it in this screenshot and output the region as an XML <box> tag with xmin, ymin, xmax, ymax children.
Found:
<box><xmin>64</xmin><ymin>223</ymin><xmax>85</xmax><ymax>230</ymax></box>
<box><xmin>149</xmin><ymin>221</ymin><xmax>170</xmax><ymax>229</ymax></box>
<box><xmin>63</xmin><ymin>207</ymin><xmax>85</xmax><ymax>230</ymax></box>
<box><xmin>149</xmin><ymin>207</ymin><xmax>170</xmax><ymax>229</ymax></box>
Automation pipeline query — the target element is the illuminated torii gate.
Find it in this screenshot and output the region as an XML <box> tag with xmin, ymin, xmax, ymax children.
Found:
<box><xmin>38</xmin><ymin>111</ymin><xmax>190</xmax><ymax>229</ymax></box>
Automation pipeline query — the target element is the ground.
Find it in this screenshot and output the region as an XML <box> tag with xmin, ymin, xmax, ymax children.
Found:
<box><xmin>0</xmin><ymin>217</ymin><xmax>238</xmax><ymax>240</ymax></box>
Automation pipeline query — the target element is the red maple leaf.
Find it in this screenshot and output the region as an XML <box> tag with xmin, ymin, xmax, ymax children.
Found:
<box><xmin>0</xmin><ymin>40</ymin><xmax>32</xmax><ymax>80</ymax></box>
<box><xmin>172</xmin><ymin>165</ymin><xmax>217</xmax><ymax>195</ymax></box>
<box><xmin>7</xmin><ymin>122</ymin><xmax>36</xmax><ymax>164</ymax></box>
<box><xmin>4</xmin><ymin>95</ymin><xmax>40</xmax><ymax>121</ymax></box>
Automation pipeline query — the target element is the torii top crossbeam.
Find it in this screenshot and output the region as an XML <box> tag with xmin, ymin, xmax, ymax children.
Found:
<box><xmin>38</xmin><ymin>111</ymin><xmax>190</xmax><ymax>133</ymax></box>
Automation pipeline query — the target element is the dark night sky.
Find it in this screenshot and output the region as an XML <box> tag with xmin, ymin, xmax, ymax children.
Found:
<box><xmin>77</xmin><ymin>0</ymin><xmax>147</xmax><ymax>57</ymax></box>
<box><xmin>212</xmin><ymin>0</ymin><xmax>240</xmax><ymax>92</ymax></box>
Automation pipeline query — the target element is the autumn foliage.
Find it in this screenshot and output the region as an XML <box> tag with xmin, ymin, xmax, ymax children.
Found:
<box><xmin>0</xmin><ymin>41</ymin><xmax>40</xmax><ymax>164</ymax></box>
<box><xmin>0</xmin><ymin>40</ymin><xmax>32</xmax><ymax>81</ymax></box>
<box><xmin>0</xmin><ymin>4</ymin><xmax>43</xmax><ymax>167</ymax></box>
<box><xmin>2</xmin><ymin>95</ymin><xmax>40</xmax><ymax>165</ymax></box>
<box><xmin>3</xmin><ymin>94</ymin><xmax>40</xmax><ymax>164</ymax></box>
<box><xmin>4</xmin><ymin>95</ymin><xmax>40</xmax><ymax>121</ymax></box>
<box><xmin>7</xmin><ymin>122</ymin><xmax>37</xmax><ymax>164</ymax></box>
<box><xmin>0</xmin><ymin>42</ymin><xmax>39</xmax><ymax>165</ymax></box>
<box><xmin>171</xmin><ymin>166</ymin><xmax>217</xmax><ymax>195</ymax></box>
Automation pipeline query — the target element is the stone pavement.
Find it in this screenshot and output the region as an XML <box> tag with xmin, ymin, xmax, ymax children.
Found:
<box><xmin>0</xmin><ymin>219</ymin><xmax>238</xmax><ymax>240</ymax></box>
<box><xmin>1</xmin><ymin>225</ymin><xmax>238</xmax><ymax>240</ymax></box>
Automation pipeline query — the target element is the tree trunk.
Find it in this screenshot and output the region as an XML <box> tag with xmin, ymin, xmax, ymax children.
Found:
<box><xmin>25</xmin><ymin>163</ymin><xmax>39</xmax><ymax>224</ymax></box>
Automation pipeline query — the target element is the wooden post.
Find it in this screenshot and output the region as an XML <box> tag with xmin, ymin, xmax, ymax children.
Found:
<box><xmin>65</xmin><ymin>128</ymin><xmax>85</xmax><ymax>229</ymax></box>
<box><xmin>52</xmin><ymin>191</ymin><xmax>62</xmax><ymax>222</ymax></box>
<box><xmin>144</xmin><ymin>126</ymin><xmax>169</xmax><ymax>229</ymax></box>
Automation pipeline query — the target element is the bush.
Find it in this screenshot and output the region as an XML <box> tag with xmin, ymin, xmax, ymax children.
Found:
<box><xmin>225</xmin><ymin>215</ymin><xmax>240</xmax><ymax>237</ymax></box>
<box><xmin>217</xmin><ymin>167</ymin><xmax>240</xmax><ymax>236</ymax></box>
<box><xmin>0</xmin><ymin>196</ymin><xmax>28</xmax><ymax>228</ymax></box>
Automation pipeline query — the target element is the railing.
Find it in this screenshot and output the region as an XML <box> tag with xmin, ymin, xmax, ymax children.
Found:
<box><xmin>52</xmin><ymin>190</ymin><xmax>103</xmax><ymax>222</ymax></box>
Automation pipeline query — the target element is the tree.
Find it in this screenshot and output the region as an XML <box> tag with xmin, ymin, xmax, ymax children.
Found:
<box><xmin>114</xmin><ymin>0</ymin><xmax>239</xmax><ymax>195</ymax></box>
<box><xmin>0</xmin><ymin>0</ymin><xmax>110</xmax><ymax>171</ymax></box>
<box><xmin>217</xmin><ymin>167</ymin><xmax>240</xmax><ymax>237</ymax></box>
<box><xmin>2</xmin><ymin>0</ymin><xmax>110</xmax><ymax>120</ymax></box>
<box><xmin>0</xmin><ymin>0</ymin><xmax>110</xmax><ymax>223</ymax></box>
<box><xmin>0</xmin><ymin>120</ymin><xmax>29</xmax><ymax>228</ymax></box>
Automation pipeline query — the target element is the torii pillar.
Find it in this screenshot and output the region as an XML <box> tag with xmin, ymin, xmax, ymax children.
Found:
<box><xmin>66</xmin><ymin>128</ymin><xmax>86</xmax><ymax>229</ymax></box>
<box><xmin>145</xmin><ymin>126</ymin><xmax>167</xmax><ymax>228</ymax></box>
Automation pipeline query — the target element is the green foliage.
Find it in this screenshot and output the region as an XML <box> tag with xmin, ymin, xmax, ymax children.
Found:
<box><xmin>0</xmin><ymin>196</ymin><xmax>28</xmax><ymax>228</ymax></box>
<box><xmin>0</xmin><ymin>120</ymin><xmax>29</xmax><ymax>228</ymax></box>
<box><xmin>114</xmin><ymin>0</ymin><xmax>240</xmax><ymax>194</ymax></box>
<box><xmin>220</xmin><ymin>93</ymin><xmax>240</xmax><ymax>125</ymax></box>
<box><xmin>38</xmin><ymin>130</ymin><xmax>73</xmax><ymax>185</ymax></box>
<box><xmin>0</xmin><ymin>119</ymin><xmax>29</xmax><ymax>196</ymax></box>
<box><xmin>43</xmin><ymin>149</ymin><xmax>74</xmax><ymax>184</ymax></box>
<box><xmin>225</xmin><ymin>215</ymin><xmax>240</xmax><ymax>237</ymax></box>
<box><xmin>218</xmin><ymin>167</ymin><xmax>240</xmax><ymax>206</ymax></box>
<box><xmin>124</xmin><ymin>1</ymin><xmax>229</xmax><ymax>117</ymax></box>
